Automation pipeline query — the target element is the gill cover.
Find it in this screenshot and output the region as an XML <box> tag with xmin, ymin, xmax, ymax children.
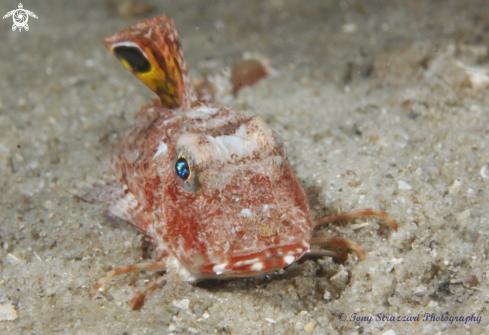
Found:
<box><xmin>103</xmin><ymin>15</ymin><xmax>197</xmax><ymax>110</ymax></box>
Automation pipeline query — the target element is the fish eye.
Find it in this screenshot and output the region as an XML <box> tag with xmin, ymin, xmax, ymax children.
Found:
<box><xmin>173</xmin><ymin>153</ymin><xmax>201</xmax><ymax>194</ymax></box>
<box><xmin>175</xmin><ymin>157</ymin><xmax>191</xmax><ymax>181</ymax></box>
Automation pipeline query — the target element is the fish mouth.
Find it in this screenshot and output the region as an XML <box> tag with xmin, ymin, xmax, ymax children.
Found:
<box><xmin>198</xmin><ymin>240</ymin><xmax>310</xmax><ymax>278</ymax></box>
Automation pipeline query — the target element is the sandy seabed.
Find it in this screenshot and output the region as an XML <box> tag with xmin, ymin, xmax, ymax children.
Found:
<box><xmin>1</xmin><ymin>0</ymin><xmax>488</xmax><ymax>334</ymax></box>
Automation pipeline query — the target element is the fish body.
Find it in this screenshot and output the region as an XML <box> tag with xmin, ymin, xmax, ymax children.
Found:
<box><xmin>79</xmin><ymin>15</ymin><xmax>396</xmax><ymax>309</ymax></box>
<box><xmin>101</xmin><ymin>16</ymin><xmax>311</xmax><ymax>280</ymax></box>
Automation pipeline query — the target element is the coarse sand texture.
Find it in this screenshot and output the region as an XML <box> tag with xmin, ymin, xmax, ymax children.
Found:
<box><xmin>0</xmin><ymin>1</ymin><xmax>488</xmax><ymax>334</ymax></box>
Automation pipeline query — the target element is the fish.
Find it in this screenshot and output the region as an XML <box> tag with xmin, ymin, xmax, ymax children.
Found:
<box><xmin>75</xmin><ymin>15</ymin><xmax>397</xmax><ymax>310</ymax></box>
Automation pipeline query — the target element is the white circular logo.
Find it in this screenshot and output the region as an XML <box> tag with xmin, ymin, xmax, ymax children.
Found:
<box><xmin>2</xmin><ymin>3</ymin><xmax>38</xmax><ymax>32</ymax></box>
<box><xmin>14</xmin><ymin>9</ymin><xmax>28</xmax><ymax>26</ymax></box>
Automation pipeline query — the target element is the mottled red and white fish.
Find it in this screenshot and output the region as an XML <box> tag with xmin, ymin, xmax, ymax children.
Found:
<box><xmin>76</xmin><ymin>15</ymin><xmax>397</xmax><ymax>310</ymax></box>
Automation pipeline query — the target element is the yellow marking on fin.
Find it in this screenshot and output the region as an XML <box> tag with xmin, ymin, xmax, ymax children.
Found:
<box><xmin>119</xmin><ymin>59</ymin><xmax>135</xmax><ymax>72</ymax></box>
<box><xmin>109</xmin><ymin>41</ymin><xmax>183</xmax><ymax>108</ymax></box>
<box><xmin>103</xmin><ymin>15</ymin><xmax>196</xmax><ymax>110</ymax></box>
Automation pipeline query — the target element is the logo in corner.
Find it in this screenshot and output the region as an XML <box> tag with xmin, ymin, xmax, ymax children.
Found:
<box><xmin>3</xmin><ymin>3</ymin><xmax>38</xmax><ymax>32</ymax></box>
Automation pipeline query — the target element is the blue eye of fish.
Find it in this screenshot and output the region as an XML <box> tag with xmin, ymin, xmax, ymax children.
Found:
<box><xmin>175</xmin><ymin>157</ymin><xmax>190</xmax><ymax>181</ymax></box>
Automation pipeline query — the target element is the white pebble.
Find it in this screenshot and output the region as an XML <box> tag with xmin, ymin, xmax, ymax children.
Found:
<box><xmin>172</xmin><ymin>298</ymin><xmax>190</xmax><ymax>309</ymax></box>
<box><xmin>397</xmin><ymin>181</ymin><xmax>412</xmax><ymax>190</ymax></box>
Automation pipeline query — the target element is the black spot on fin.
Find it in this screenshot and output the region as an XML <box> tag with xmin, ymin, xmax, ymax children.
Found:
<box><xmin>113</xmin><ymin>46</ymin><xmax>151</xmax><ymax>73</ymax></box>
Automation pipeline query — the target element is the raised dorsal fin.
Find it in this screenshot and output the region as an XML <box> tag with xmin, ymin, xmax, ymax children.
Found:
<box><xmin>103</xmin><ymin>15</ymin><xmax>197</xmax><ymax>110</ymax></box>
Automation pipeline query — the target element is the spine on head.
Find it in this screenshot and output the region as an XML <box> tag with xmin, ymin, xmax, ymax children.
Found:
<box><xmin>103</xmin><ymin>15</ymin><xmax>196</xmax><ymax>110</ymax></box>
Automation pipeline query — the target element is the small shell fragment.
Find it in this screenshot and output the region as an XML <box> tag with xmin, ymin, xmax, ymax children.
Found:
<box><xmin>481</xmin><ymin>164</ymin><xmax>489</xmax><ymax>179</ymax></box>
<box><xmin>390</xmin><ymin>258</ymin><xmax>403</xmax><ymax>264</ymax></box>
<box><xmin>0</xmin><ymin>303</ymin><xmax>18</xmax><ymax>321</ymax></box>
<box><xmin>450</xmin><ymin>274</ymin><xmax>477</xmax><ymax>284</ymax></box>
<box><xmin>172</xmin><ymin>298</ymin><xmax>190</xmax><ymax>309</ymax></box>
<box><xmin>397</xmin><ymin>181</ymin><xmax>412</xmax><ymax>191</ymax></box>
<box><xmin>449</xmin><ymin>178</ymin><xmax>462</xmax><ymax>194</ymax></box>
<box><xmin>351</xmin><ymin>222</ymin><xmax>369</xmax><ymax>230</ymax></box>
<box><xmin>304</xmin><ymin>321</ymin><xmax>316</xmax><ymax>332</ymax></box>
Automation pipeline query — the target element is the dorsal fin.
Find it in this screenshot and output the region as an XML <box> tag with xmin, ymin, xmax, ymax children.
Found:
<box><xmin>103</xmin><ymin>15</ymin><xmax>197</xmax><ymax>110</ymax></box>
